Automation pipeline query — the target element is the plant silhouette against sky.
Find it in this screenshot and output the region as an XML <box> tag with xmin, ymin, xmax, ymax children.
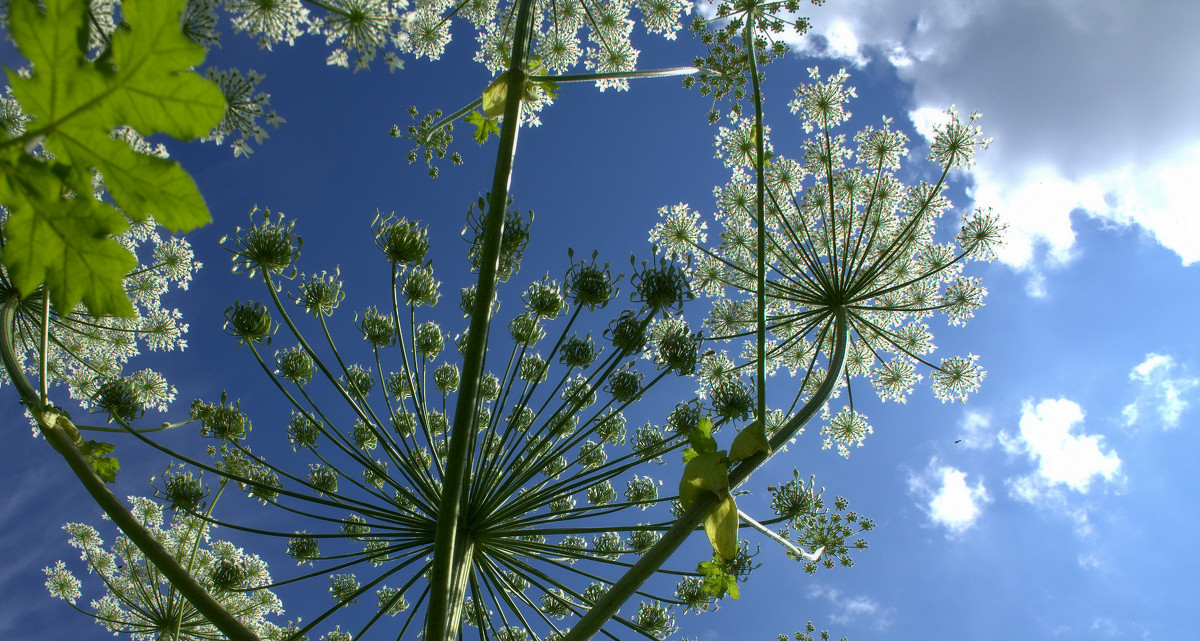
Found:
<box><xmin>0</xmin><ymin>1</ymin><xmax>1001</xmax><ymax>640</ymax></box>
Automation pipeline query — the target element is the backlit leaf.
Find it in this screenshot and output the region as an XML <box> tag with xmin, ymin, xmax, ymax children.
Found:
<box><xmin>80</xmin><ymin>440</ymin><xmax>120</xmax><ymax>483</ymax></box>
<box><xmin>1</xmin><ymin>0</ymin><xmax>225</xmax><ymax>315</ymax></box>
<box><xmin>687</xmin><ymin>416</ymin><xmax>718</xmax><ymax>455</ymax></box>
<box><xmin>678</xmin><ymin>451</ymin><xmax>728</xmax><ymax>510</ymax></box>
<box><xmin>704</xmin><ymin>494</ymin><xmax>738</xmax><ymax>561</ymax></box>
<box><xmin>482</xmin><ymin>72</ymin><xmax>510</xmax><ymax>118</ymax></box>
<box><xmin>465</xmin><ymin>110</ymin><xmax>500</xmax><ymax>144</ymax></box>
<box><xmin>729</xmin><ymin>420</ymin><xmax>769</xmax><ymax>462</ymax></box>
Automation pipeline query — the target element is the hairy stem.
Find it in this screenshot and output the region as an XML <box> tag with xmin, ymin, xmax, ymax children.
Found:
<box><xmin>39</xmin><ymin>292</ymin><xmax>49</xmax><ymax>404</ymax></box>
<box><xmin>529</xmin><ymin>66</ymin><xmax>700</xmax><ymax>83</ymax></box>
<box><xmin>737</xmin><ymin>507</ymin><xmax>822</xmax><ymax>561</ymax></box>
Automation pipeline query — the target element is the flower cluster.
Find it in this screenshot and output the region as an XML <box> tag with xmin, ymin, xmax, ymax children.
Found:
<box><xmin>651</xmin><ymin>67</ymin><xmax>1003</xmax><ymax>454</ymax></box>
<box><xmin>45</xmin><ymin>496</ymin><xmax>285</xmax><ymax>640</ymax></box>
<box><xmin>768</xmin><ymin>471</ymin><xmax>874</xmax><ymax>572</ymax></box>
<box><xmin>126</xmin><ymin>0</ymin><xmax>691</xmax><ymax>79</ymax></box>
<box><xmin>0</xmin><ymin>106</ymin><xmax>200</xmax><ymax>422</ymax></box>
<box><xmin>203</xmin><ymin>68</ymin><xmax>285</xmax><ymax>158</ymax></box>
<box><xmin>1</xmin><ymin>214</ymin><xmax>198</xmax><ymax>422</ymax></box>
<box><xmin>174</xmin><ymin>205</ymin><xmax>727</xmax><ymax>640</ymax></box>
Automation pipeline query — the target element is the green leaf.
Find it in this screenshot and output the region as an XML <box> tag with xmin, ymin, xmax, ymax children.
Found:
<box><xmin>729</xmin><ymin>420</ymin><xmax>769</xmax><ymax>462</ymax></box>
<box><xmin>697</xmin><ymin>556</ymin><xmax>741</xmax><ymax>600</ymax></box>
<box><xmin>0</xmin><ymin>153</ymin><xmax>138</xmax><ymax>315</ymax></box>
<box><xmin>704</xmin><ymin>494</ymin><xmax>739</xmax><ymax>561</ymax></box>
<box><xmin>1</xmin><ymin>0</ymin><xmax>225</xmax><ymax>315</ymax></box>
<box><xmin>723</xmin><ymin>575</ymin><xmax>740</xmax><ymax>600</ymax></box>
<box><xmin>678</xmin><ymin>451</ymin><xmax>729</xmax><ymax>510</ymax></box>
<box><xmin>688</xmin><ymin>416</ymin><xmax>719</xmax><ymax>455</ymax></box>
<box><xmin>481</xmin><ymin>59</ymin><xmax>557</xmax><ymax>120</ymax></box>
<box><xmin>79</xmin><ymin>440</ymin><xmax>120</xmax><ymax>483</ymax></box>
<box><xmin>524</xmin><ymin>76</ymin><xmax>558</xmax><ymax>102</ymax></box>
<box><xmin>464</xmin><ymin>110</ymin><xmax>500</xmax><ymax>145</ymax></box>
<box><xmin>482</xmin><ymin>72</ymin><xmax>510</xmax><ymax>118</ymax></box>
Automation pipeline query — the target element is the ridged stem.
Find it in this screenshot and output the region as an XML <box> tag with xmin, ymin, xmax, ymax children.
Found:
<box><xmin>422</xmin><ymin>0</ymin><xmax>537</xmax><ymax>637</ymax></box>
<box><xmin>748</xmin><ymin>14</ymin><xmax>769</xmax><ymax>450</ymax></box>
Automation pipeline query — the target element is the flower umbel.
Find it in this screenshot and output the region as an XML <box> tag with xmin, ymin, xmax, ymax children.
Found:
<box><xmin>171</xmin><ymin>208</ymin><xmax>724</xmax><ymax>641</ymax></box>
<box><xmin>46</xmin><ymin>495</ymin><xmax>284</xmax><ymax>639</ymax></box>
<box><xmin>652</xmin><ymin>68</ymin><xmax>1004</xmax><ymax>449</ymax></box>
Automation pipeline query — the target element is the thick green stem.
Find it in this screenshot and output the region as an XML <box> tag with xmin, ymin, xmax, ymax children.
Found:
<box><xmin>423</xmin><ymin>0</ymin><xmax>537</xmax><ymax>638</ymax></box>
<box><xmin>1</xmin><ymin>300</ymin><xmax>39</xmax><ymax>403</ymax></box>
<box><xmin>0</xmin><ymin>302</ymin><xmax>260</xmax><ymax>641</ymax></box>
<box><xmin>747</xmin><ymin>17</ymin><xmax>768</xmax><ymax>445</ymax></box>
<box><xmin>562</xmin><ymin>311</ymin><xmax>849</xmax><ymax>641</ymax></box>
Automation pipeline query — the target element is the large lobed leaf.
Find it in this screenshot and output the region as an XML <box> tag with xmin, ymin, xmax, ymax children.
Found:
<box><xmin>0</xmin><ymin>0</ymin><xmax>224</xmax><ymax>316</ymax></box>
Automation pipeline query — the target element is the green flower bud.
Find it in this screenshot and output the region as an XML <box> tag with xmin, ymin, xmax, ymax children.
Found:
<box><xmin>223</xmin><ymin>301</ymin><xmax>273</xmax><ymax>345</ymax></box>
<box><xmin>358</xmin><ymin>307</ymin><xmax>396</xmax><ymax>347</ymax></box>
<box><xmin>607</xmin><ymin>311</ymin><xmax>647</xmax><ymax>355</ymax></box>
<box><xmin>402</xmin><ymin>266</ymin><xmax>440</xmax><ymax>307</ymax></box>
<box><xmin>559</xmin><ymin>334</ymin><xmax>597</xmax><ymax>369</ymax></box>
<box><xmin>224</xmin><ymin>207</ymin><xmax>301</xmax><ymax>278</ymax></box>
<box><xmin>275</xmin><ymin>346</ymin><xmax>315</xmax><ymax>385</ymax></box>
<box><xmin>414</xmin><ymin>322</ymin><xmax>445</xmax><ymax>360</ymax></box>
<box><xmin>287</xmin><ymin>533</ymin><xmax>320</xmax><ymax>565</ymax></box>
<box><xmin>95</xmin><ymin>378</ymin><xmax>143</xmax><ymax>422</ymax></box>
<box><xmin>373</xmin><ymin>215</ymin><xmax>429</xmax><ymax>265</ymax></box>
<box><xmin>296</xmin><ymin>270</ymin><xmax>344</xmax><ymax>317</ymax></box>
<box><xmin>565</xmin><ymin>250</ymin><xmax>615</xmax><ymax>310</ymax></box>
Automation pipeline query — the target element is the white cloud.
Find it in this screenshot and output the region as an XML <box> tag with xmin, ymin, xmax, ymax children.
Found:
<box><xmin>907</xmin><ymin>105</ymin><xmax>951</xmax><ymax>146</ymax></box>
<box><xmin>956</xmin><ymin>409</ymin><xmax>993</xmax><ymax>449</ymax></box>
<box><xmin>1067</xmin><ymin>507</ymin><xmax>1093</xmax><ymax>538</ymax></box>
<box><xmin>1000</xmin><ymin>398</ymin><xmax>1122</xmax><ymax>502</ymax></box>
<box><xmin>806</xmin><ymin>584</ymin><xmax>893</xmax><ymax>630</ymax></box>
<box><xmin>1090</xmin><ymin>617</ymin><xmax>1119</xmax><ymax>636</ymax></box>
<box><xmin>778</xmin><ymin>0</ymin><xmax>1200</xmax><ymax>275</ymax></box>
<box><xmin>1077</xmin><ymin>552</ymin><xmax>1101</xmax><ymax>570</ymax></box>
<box><xmin>907</xmin><ymin>458</ymin><xmax>989</xmax><ymax>535</ymax></box>
<box><xmin>820</xmin><ymin>19</ymin><xmax>868</xmax><ymax>66</ymax></box>
<box><xmin>1122</xmin><ymin>353</ymin><xmax>1198</xmax><ymax>430</ymax></box>
<box><xmin>929</xmin><ymin>467</ymin><xmax>988</xmax><ymax>533</ymax></box>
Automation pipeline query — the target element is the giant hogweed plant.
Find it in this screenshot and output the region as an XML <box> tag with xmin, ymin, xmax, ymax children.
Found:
<box><xmin>0</xmin><ymin>0</ymin><xmax>273</xmax><ymax>639</ymax></box>
<box><xmin>139</xmin><ymin>202</ymin><xmax>741</xmax><ymax>641</ymax></box>
<box><xmin>0</xmin><ymin>1</ymin><xmax>1002</xmax><ymax>641</ymax></box>
<box><xmin>130</xmin><ymin>30</ymin><xmax>991</xmax><ymax>641</ymax></box>
<box><xmin>133</xmin><ymin>201</ymin><xmax>873</xmax><ymax>641</ymax></box>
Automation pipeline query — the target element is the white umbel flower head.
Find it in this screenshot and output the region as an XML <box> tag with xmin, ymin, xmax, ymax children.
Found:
<box><xmin>657</xmin><ymin>68</ymin><xmax>1004</xmax><ymax>449</ymax></box>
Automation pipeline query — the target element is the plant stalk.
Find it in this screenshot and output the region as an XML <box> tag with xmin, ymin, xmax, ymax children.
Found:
<box><xmin>0</xmin><ymin>301</ymin><xmax>261</xmax><ymax>641</ymax></box>
<box><xmin>747</xmin><ymin>15</ymin><xmax>769</xmax><ymax>449</ymax></box>
<box><xmin>561</xmin><ymin>310</ymin><xmax>849</xmax><ymax>641</ymax></box>
<box><xmin>423</xmin><ymin>0</ymin><xmax>537</xmax><ymax>637</ymax></box>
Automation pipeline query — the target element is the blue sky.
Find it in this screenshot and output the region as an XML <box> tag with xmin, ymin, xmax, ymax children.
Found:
<box><xmin>3</xmin><ymin>1</ymin><xmax>1200</xmax><ymax>640</ymax></box>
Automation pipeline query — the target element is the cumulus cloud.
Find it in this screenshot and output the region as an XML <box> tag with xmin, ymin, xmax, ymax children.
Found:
<box><xmin>1000</xmin><ymin>398</ymin><xmax>1122</xmax><ymax>502</ymax></box>
<box><xmin>806</xmin><ymin>584</ymin><xmax>893</xmax><ymax>630</ymax></box>
<box><xmin>907</xmin><ymin>459</ymin><xmax>989</xmax><ymax>535</ymax></box>
<box><xmin>780</xmin><ymin>0</ymin><xmax>1200</xmax><ymax>280</ymax></box>
<box><xmin>956</xmin><ymin>409</ymin><xmax>993</xmax><ymax>449</ymax></box>
<box><xmin>1122</xmin><ymin>353</ymin><xmax>1198</xmax><ymax>430</ymax></box>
